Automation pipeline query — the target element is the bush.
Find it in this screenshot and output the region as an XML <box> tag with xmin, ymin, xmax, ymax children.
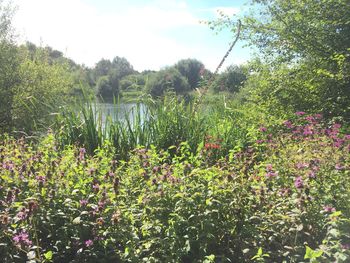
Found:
<box><xmin>1</xmin><ymin>113</ymin><xmax>349</xmax><ymax>262</ymax></box>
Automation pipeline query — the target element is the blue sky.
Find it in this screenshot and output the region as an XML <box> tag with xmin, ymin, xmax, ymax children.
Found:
<box><xmin>13</xmin><ymin>0</ymin><xmax>253</xmax><ymax>71</ymax></box>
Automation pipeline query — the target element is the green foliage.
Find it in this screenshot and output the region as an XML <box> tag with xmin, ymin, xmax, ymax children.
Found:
<box><xmin>0</xmin><ymin>0</ymin><xmax>19</xmax><ymax>132</ymax></box>
<box><xmin>92</xmin><ymin>57</ymin><xmax>135</xmax><ymax>98</ymax></box>
<box><xmin>145</xmin><ymin>68</ymin><xmax>190</xmax><ymax>97</ymax></box>
<box><xmin>209</xmin><ymin>0</ymin><xmax>350</xmax><ymax>121</ymax></box>
<box><xmin>11</xmin><ymin>48</ymin><xmax>75</xmax><ymax>132</ymax></box>
<box><xmin>211</xmin><ymin>64</ymin><xmax>247</xmax><ymax>93</ymax></box>
<box><xmin>174</xmin><ymin>58</ymin><xmax>205</xmax><ymax>89</ymax></box>
<box><xmin>96</xmin><ymin>75</ymin><xmax>118</xmax><ymax>98</ymax></box>
<box><xmin>54</xmin><ymin>96</ymin><xmax>252</xmax><ymax>160</ymax></box>
<box><xmin>1</xmin><ymin>113</ymin><xmax>349</xmax><ymax>262</ymax></box>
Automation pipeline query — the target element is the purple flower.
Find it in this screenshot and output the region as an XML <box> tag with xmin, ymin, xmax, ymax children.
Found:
<box><xmin>13</xmin><ymin>230</ymin><xmax>32</xmax><ymax>247</ymax></box>
<box><xmin>341</xmin><ymin>243</ymin><xmax>350</xmax><ymax>250</ymax></box>
<box><xmin>296</xmin><ymin>162</ymin><xmax>309</xmax><ymax>169</ymax></box>
<box><xmin>265</xmin><ymin>171</ymin><xmax>278</xmax><ymax>178</ymax></box>
<box><xmin>335</xmin><ymin>164</ymin><xmax>345</xmax><ymax>170</ymax></box>
<box><xmin>80</xmin><ymin>199</ymin><xmax>88</xmax><ymax>206</ymax></box>
<box><xmin>85</xmin><ymin>239</ymin><xmax>93</xmax><ymax>247</ymax></box>
<box><xmin>35</xmin><ymin>175</ymin><xmax>46</xmax><ymax>183</ymax></box>
<box><xmin>259</xmin><ymin>126</ymin><xmax>267</xmax><ymax>132</ymax></box>
<box><xmin>303</xmin><ymin>126</ymin><xmax>313</xmax><ymax>135</ymax></box>
<box><xmin>92</xmin><ymin>183</ymin><xmax>100</xmax><ymax>192</ymax></box>
<box><xmin>323</xmin><ymin>205</ymin><xmax>336</xmax><ymax>213</ymax></box>
<box><xmin>295</xmin><ymin>111</ymin><xmax>306</xmax><ymax>116</ymax></box>
<box><xmin>283</xmin><ymin>120</ymin><xmax>293</xmax><ymax>128</ymax></box>
<box><xmin>314</xmin><ymin>114</ymin><xmax>323</xmax><ymax>119</ymax></box>
<box><xmin>333</xmin><ymin>123</ymin><xmax>341</xmax><ymax>129</ymax></box>
<box><xmin>16</xmin><ymin>208</ymin><xmax>28</xmax><ymax>221</ymax></box>
<box><xmin>294</xmin><ymin>176</ymin><xmax>304</xmax><ymax>189</ymax></box>
<box><xmin>266</xmin><ymin>164</ymin><xmax>273</xmax><ymax>171</ymax></box>
<box><xmin>79</xmin><ymin>148</ymin><xmax>86</xmax><ymax>161</ymax></box>
<box><xmin>308</xmin><ymin>171</ymin><xmax>316</xmax><ymax>178</ymax></box>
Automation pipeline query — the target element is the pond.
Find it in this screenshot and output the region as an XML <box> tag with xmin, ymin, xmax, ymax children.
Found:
<box><xmin>93</xmin><ymin>102</ymin><xmax>148</xmax><ymax>126</ymax></box>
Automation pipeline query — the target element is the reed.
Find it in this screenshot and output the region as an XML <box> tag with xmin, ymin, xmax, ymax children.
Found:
<box><xmin>53</xmin><ymin>95</ymin><xmax>251</xmax><ymax>160</ymax></box>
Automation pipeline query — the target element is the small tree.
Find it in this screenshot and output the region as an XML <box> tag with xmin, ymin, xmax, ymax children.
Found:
<box><xmin>175</xmin><ymin>58</ymin><xmax>205</xmax><ymax>89</ymax></box>
<box><xmin>145</xmin><ymin>67</ymin><xmax>190</xmax><ymax>97</ymax></box>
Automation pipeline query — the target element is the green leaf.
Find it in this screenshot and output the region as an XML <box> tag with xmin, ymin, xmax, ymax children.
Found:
<box><xmin>305</xmin><ymin>246</ymin><xmax>323</xmax><ymax>259</ymax></box>
<box><xmin>72</xmin><ymin>217</ymin><xmax>81</xmax><ymax>224</ymax></box>
<box><xmin>44</xmin><ymin>251</ymin><xmax>53</xmax><ymax>260</ymax></box>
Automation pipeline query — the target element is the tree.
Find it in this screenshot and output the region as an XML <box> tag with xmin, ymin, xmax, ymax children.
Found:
<box><xmin>0</xmin><ymin>0</ymin><xmax>19</xmax><ymax>132</ymax></box>
<box><xmin>94</xmin><ymin>59</ymin><xmax>112</xmax><ymax>78</ymax></box>
<box><xmin>145</xmin><ymin>67</ymin><xmax>190</xmax><ymax>97</ymax></box>
<box><xmin>174</xmin><ymin>58</ymin><xmax>205</xmax><ymax>89</ymax></box>
<box><xmin>96</xmin><ymin>75</ymin><xmax>119</xmax><ymax>98</ymax></box>
<box><xmin>212</xmin><ymin>64</ymin><xmax>247</xmax><ymax>93</ymax></box>
<box><xmin>12</xmin><ymin>47</ymin><xmax>75</xmax><ymax>131</ymax></box>
<box><xmin>211</xmin><ymin>0</ymin><xmax>350</xmax><ymax>119</ymax></box>
<box><xmin>111</xmin><ymin>56</ymin><xmax>135</xmax><ymax>79</ymax></box>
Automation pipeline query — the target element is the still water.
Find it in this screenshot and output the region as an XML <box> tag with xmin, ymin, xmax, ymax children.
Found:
<box><xmin>93</xmin><ymin>102</ymin><xmax>148</xmax><ymax>126</ymax></box>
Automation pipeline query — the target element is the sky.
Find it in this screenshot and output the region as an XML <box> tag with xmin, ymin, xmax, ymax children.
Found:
<box><xmin>12</xmin><ymin>0</ymin><xmax>253</xmax><ymax>72</ymax></box>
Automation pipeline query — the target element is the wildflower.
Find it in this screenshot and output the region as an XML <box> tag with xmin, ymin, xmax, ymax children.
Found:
<box><xmin>296</xmin><ymin>162</ymin><xmax>309</xmax><ymax>169</ymax></box>
<box><xmin>92</xmin><ymin>183</ymin><xmax>100</xmax><ymax>192</ymax></box>
<box><xmin>35</xmin><ymin>175</ymin><xmax>46</xmax><ymax>184</ymax></box>
<box><xmin>335</xmin><ymin>164</ymin><xmax>345</xmax><ymax>170</ymax></box>
<box><xmin>85</xmin><ymin>239</ymin><xmax>93</xmax><ymax>247</ymax></box>
<box><xmin>16</xmin><ymin>208</ymin><xmax>28</xmax><ymax>221</ymax></box>
<box><xmin>333</xmin><ymin>138</ymin><xmax>344</xmax><ymax>148</ymax></box>
<box><xmin>80</xmin><ymin>199</ymin><xmax>88</xmax><ymax>206</ymax></box>
<box><xmin>294</xmin><ymin>176</ymin><xmax>304</xmax><ymax>189</ymax></box>
<box><xmin>259</xmin><ymin>126</ymin><xmax>267</xmax><ymax>132</ymax></box>
<box><xmin>314</xmin><ymin>114</ymin><xmax>323</xmax><ymax>119</ymax></box>
<box><xmin>333</xmin><ymin>123</ymin><xmax>341</xmax><ymax>129</ymax></box>
<box><xmin>295</xmin><ymin>111</ymin><xmax>306</xmax><ymax>116</ymax></box>
<box><xmin>323</xmin><ymin>205</ymin><xmax>336</xmax><ymax>213</ymax></box>
<box><xmin>303</xmin><ymin>125</ymin><xmax>313</xmax><ymax>135</ymax></box>
<box><xmin>13</xmin><ymin>230</ymin><xmax>32</xmax><ymax>247</ymax></box>
<box><xmin>265</xmin><ymin>171</ymin><xmax>278</xmax><ymax>178</ymax></box>
<box><xmin>283</xmin><ymin>120</ymin><xmax>293</xmax><ymax>128</ymax></box>
<box><xmin>341</xmin><ymin>244</ymin><xmax>350</xmax><ymax>250</ymax></box>
<box><xmin>305</xmin><ymin>115</ymin><xmax>315</xmax><ymax>123</ymax></box>
<box><xmin>308</xmin><ymin>171</ymin><xmax>316</xmax><ymax>178</ymax></box>
<box><xmin>266</xmin><ymin>164</ymin><xmax>273</xmax><ymax>171</ymax></box>
<box><xmin>79</xmin><ymin>148</ymin><xmax>86</xmax><ymax>161</ymax></box>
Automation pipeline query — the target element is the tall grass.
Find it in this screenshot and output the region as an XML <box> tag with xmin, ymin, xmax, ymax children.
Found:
<box><xmin>53</xmin><ymin>95</ymin><xmax>251</xmax><ymax>160</ymax></box>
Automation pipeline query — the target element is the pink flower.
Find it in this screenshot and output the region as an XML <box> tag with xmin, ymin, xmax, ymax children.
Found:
<box><xmin>80</xmin><ymin>199</ymin><xmax>88</xmax><ymax>206</ymax></box>
<box><xmin>259</xmin><ymin>126</ymin><xmax>267</xmax><ymax>132</ymax></box>
<box><xmin>294</xmin><ymin>176</ymin><xmax>304</xmax><ymax>189</ymax></box>
<box><xmin>335</xmin><ymin>164</ymin><xmax>345</xmax><ymax>170</ymax></box>
<box><xmin>323</xmin><ymin>205</ymin><xmax>336</xmax><ymax>213</ymax></box>
<box><xmin>283</xmin><ymin>120</ymin><xmax>293</xmax><ymax>128</ymax></box>
<box><xmin>295</xmin><ymin>111</ymin><xmax>306</xmax><ymax>116</ymax></box>
<box><xmin>85</xmin><ymin>239</ymin><xmax>93</xmax><ymax>247</ymax></box>
<box><xmin>296</xmin><ymin>162</ymin><xmax>309</xmax><ymax>169</ymax></box>
<box><xmin>265</xmin><ymin>171</ymin><xmax>278</xmax><ymax>178</ymax></box>
<box><xmin>13</xmin><ymin>230</ymin><xmax>32</xmax><ymax>247</ymax></box>
<box><xmin>308</xmin><ymin>171</ymin><xmax>316</xmax><ymax>178</ymax></box>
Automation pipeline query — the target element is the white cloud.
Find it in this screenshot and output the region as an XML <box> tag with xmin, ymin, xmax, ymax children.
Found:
<box><xmin>12</xmin><ymin>0</ymin><xmax>248</xmax><ymax>71</ymax></box>
<box><xmin>12</xmin><ymin>0</ymin><xmax>199</xmax><ymax>70</ymax></box>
